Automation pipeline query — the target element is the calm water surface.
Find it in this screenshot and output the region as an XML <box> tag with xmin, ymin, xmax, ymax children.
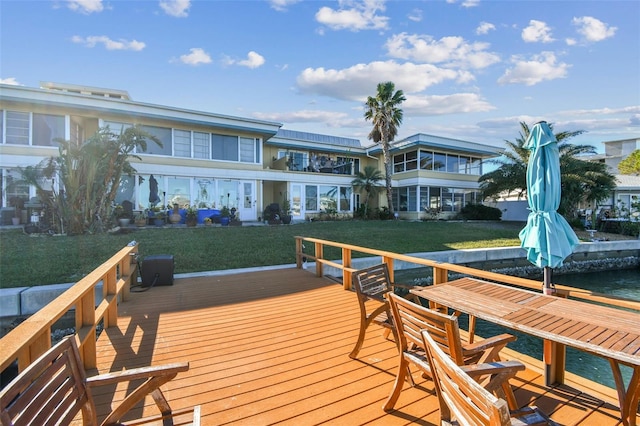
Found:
<box><xmin>470</xmin><ymin>268</ymin><xmax>639</xmax><ymax>389</ymax></box>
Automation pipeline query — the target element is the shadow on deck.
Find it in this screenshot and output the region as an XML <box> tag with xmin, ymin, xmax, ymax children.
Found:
<box><xmin>90</xmin><ymin>268</ymin><xmax>625</xmax><ymax>425</ymax></box>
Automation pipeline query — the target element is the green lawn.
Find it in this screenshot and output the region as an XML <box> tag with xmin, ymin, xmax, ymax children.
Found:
<box><xmin>0</xmin><ymin>221</ymin><xmax>525</xmax><ymax>289</ymax></box>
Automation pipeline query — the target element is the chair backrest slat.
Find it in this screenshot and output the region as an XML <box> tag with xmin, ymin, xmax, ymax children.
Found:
<box><xmin>0</xmin><ymin>337</ymin><xmax>96</xmax><ymax>426</ymax></box>
<box><xmin>353</xmin><ymin>264</ymin><xmax>392</xmax><ymax>302</ymax></box>
<box><xmin>388</xmin><ymin>292</ymin><xmax>465</xmax><ymax>364</ymax></box>
<box><xmin>422</xmin><ymin>330</ymin><xmax>511</xmax><ymax>426</ymax></box>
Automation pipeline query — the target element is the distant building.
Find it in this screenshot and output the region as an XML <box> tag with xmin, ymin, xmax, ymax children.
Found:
<box><xmin>583</xmin><ymin>138</ymin><xmax>640</xmax><ymax>218</ymax></box>
<box><xmin>0</xmin><ymin>82</ymin><xmax>502</xmax><ymax>224</ymax></box>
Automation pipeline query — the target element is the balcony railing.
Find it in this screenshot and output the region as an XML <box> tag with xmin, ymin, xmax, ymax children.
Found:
<box><xmin>0</xmin><ymin>242</ymin><xmax>139</xmax><ymax>374</ymax></box>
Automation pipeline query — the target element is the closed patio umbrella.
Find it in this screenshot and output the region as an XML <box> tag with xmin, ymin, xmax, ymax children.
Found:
<box><xmin>518</xmin><ymin>121</ymin><xmax>580</xmax><ymax>294</ymax></box>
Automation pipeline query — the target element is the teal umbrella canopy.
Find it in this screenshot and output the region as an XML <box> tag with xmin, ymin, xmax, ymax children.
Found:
<box><xmin>519</xmin><ymin>122</ymin><xmax>580</xmax><ymax>280</ymax></box>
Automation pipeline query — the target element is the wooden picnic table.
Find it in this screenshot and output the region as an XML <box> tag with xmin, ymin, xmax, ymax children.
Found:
<box><xmin>411</xmin><ymin>277</ymin><xmax>640</xmax><ymax>426</ymax></box>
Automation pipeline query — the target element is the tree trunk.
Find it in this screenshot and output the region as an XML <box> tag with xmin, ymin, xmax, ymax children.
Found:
<box><xmin>382</xmin><ymin>139</ymin><xmax>394</xmax><ymax>215</ymax></box>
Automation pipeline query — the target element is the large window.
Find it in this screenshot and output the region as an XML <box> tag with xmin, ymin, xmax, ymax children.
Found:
<box><xmin>212</xmin><ymin>134</ymin><xmax>238</xmax><ymax>161</ymax></box>
<box><xmin>340</xmin><ymin>187</ymin><xmax>352</xmax><ymax>211</ymax></box>
<box><xmin>174</xmin><ymin>129</ymin><xmax>191</xmax><ymax>157</ymax></box>
<box><xmin>239</xmin><ymin>137</ymin><xmax>257</xmax><ymax>163</ymax></box>
<box><xmin>303</xmin><ymin>184</ymin><xmax>352</xmax><ymax>212</ymax></box>
<box><xmin>5</xmin><ymin>111</ymin><xmax>30</xmax><ymax>145</ymax></box>
<box><xmin>305</xmin><ymin>185</ymin><xmax>318</xmax><ymax>210</ymax></box>
<box><xmin>392</xmin><ymin>186</ymin><xmax>417</xmax><ymax>211</ymax></box>
<box><xmin>32</xmin><ymin>113</ymin><xmax>65</xmax><ymax>147</ymax></box>
<box><xmin>193</xmin><ymin>132</ymin><xmax>210</xmax><ymax>159</ymax></box>
<box><xmin>140</xmin><ymin>125</ymin><xmax>172</xmax><ymax>156</ymax></box>
<box><xmin>320</xmin><ymin>185</ymin><xmax>338</xmax><ymax>212</ymax></box>
<box><xmin>393</xmin><ymin>151</ymin><xmax>418</xmax><ymax>173</ymax></box>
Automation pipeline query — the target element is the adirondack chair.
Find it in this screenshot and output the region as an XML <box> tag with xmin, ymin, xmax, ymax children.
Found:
<box><xmin>0</xmin><ymin>336</ymin><xmax>200</xmax><ymax>426</ymax></box>
<box><xmin>422</xmin><ymin>329</ymin><xmax>557</xmax><ymax>426</ymax></box>
<box><xmin>349</xmin><ymin>263</ymin><xmax>421</xmax><ymax>359</ymax></box>
<box><xmin>383</xmin><ymin>292</ymin><xmax>519</xmax><ymax>412</ymax></box>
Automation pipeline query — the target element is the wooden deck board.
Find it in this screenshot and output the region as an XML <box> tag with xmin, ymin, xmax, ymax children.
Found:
<box><xmin>90</xmin><ymin>268</ymin><xmax>630</xmax><ymax>425</ymax></box>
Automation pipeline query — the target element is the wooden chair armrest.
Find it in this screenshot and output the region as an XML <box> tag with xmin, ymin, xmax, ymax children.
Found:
<box><xmin>463</xmin><ymin>333</ymin><xmax>517</xmax><ymax>363</ymax></box>
<box><xmin>461</xmin><ymin>361</ymin><xmax>526</xmax><ymax>378</ymax></box>
<box><xmin>87</xmin><ymin>362</ymin><xmax>190</xmax><ymax>425</ymax></box>
<box><xmin>461</xmin><ymin>361</ymin><xmax>525</xmax><ymax>398</ymax></box>
<box><xmin>87</xmin><ymin>362</ymin><xmax>190</xmax><ymax>387</ymax></box>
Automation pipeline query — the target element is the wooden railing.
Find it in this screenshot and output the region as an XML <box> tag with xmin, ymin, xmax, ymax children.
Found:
<box><xmin>0</xmin><ymin>242</ymin><xmax>139</xmax><ymax>374</ymax></box>
<box><xmin>294</xmin><ymin>236</ymin><xmax>640</xmax><ymax>312</ymax></box>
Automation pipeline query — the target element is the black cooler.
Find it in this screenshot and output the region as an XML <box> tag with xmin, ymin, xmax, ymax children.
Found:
<box><xmin>141</xmin><ymin>254</ymin><xmax>174</xmax><ymax>287</ymax></box>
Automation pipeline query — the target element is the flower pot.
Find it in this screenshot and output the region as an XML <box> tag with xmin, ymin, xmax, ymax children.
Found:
<box><xmin>135</xmin><ymin>218</ymin><xmax>147</xmax><ymax>227</ymax></box>
<box><xmin>220</xmin><ymin>217</ymin><xmax>230</xmax><ymax>226</ymax></box>
<box><xmin>118</xmin><ymin>218</ymin><xmax>130</xmax><ymax>227</ymax></box>
<box><xmin>282</xmin><ymin>215</ymin><xmax>292</xmax><ymax>225</ymax></box>
<box><xmin>170</xmin><ymin>213</ymin><xmax>182</xmax><ymax>224</ymax></box>
<box><xmin>11</xmin><ymin>217</ymin><xmax>20</xmax><ymax>226</ymax></box>
<box><xmin>186</xmin><ymin>218</ymin><xmax>197</xmax><ymax>227</ymax></box>
<box><xmin>154</xmin><ymin>218</ymin><xmax>165</xmax><ymax>227</ymax></box>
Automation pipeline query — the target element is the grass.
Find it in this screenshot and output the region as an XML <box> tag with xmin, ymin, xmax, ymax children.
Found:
<box><xmin>0</xmin><ymin>220</ymin><xmax>526</xmax><ymax>289</ymax></box>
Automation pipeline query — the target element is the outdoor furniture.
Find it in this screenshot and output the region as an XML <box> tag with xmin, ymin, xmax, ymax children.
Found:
<box><xmin>0</xmin><ymin>336</ymin><xmax>200</xmax><ymax>426</ymax></box>
<box><xmin>411</xmin><ymin>277</ymin><xmax>640</xmax><ymax>426</ymax></box>
<box><xmin>421</xmin><ymin>329</ymin><xmax>557</xmax><ymax>426</ymax></box>
<box><xmin>383</xmin><ymin>292</ymin><xmax>519</xmax><ymax>412</ymax></box>
<box><xmin>349</xmin><ymin>263</ymin><xmax>419</xmax><ymax>359</ymax></box>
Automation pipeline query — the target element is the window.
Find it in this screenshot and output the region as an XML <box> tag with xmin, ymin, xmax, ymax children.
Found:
<box><xmin>393</xmin><ymin>150</ymin><xmax>418</xmax><ymax>173</ymax></box>
<box><xmin>193</xmin><ymin>132</ymin><xmax>210</xmax><ymax>159</ymax></box>
<box><xmin>393</xmin><ymin>186</ymin><xmax>417</xmax><ymax>211</ymax></box>
<box><xmin>174</xmin><ymin>129</ymin><xmax>191</xmax><ymax>157</ymax></box>
<box><xmin>446</xmin><ymin>154</ymin><xmax>459</xmax><ymax>173</ymax></box>
<box><xmin>339</xmin><ymin>187</ymin><xmax>352</xmax><ymax>211</ymax></box>
<box><xmin>167</xmin><ymin>177</ymin><xmax>191</xmax><ymax>207</ymax></box>
<box><xmin>470</xmin><ymin>158</ymin><xmax>482</xmax><ymax>175</ymax></box>
<box><xmin>5</xmin><ymin>111</ymin><xmax>29</xmax><ymax>145</ymax></box>
<box><xmin>441</xmin><ymin>187</ymin><xmax>454</xmax><ymax>212</ymax></box>
<box><xmin>433</xmin><ymin>153</ymin><xmax>446</xmax><ymax>171</ymax></box>
<box><xmin>212</xmin><ymin>134</ymin><xmax>238</xmax><ymax>161</ymax></box>
<box><xmin>320</xmin><ymin>185</ymin><xmax>338</xmax><ymax>212</ymax></box>
<box><xmin>305</xmin><ymin>185</ymin><xmax>317</xmax><ymax>210</ymax></box>
<box><xmin>420</xmin><ymin>151</ymin><xmax>433</xmax><ymax>170</ymax></box>
<box><xmin>239</xmin><ymin>137</ymin><xmax>256</xmax><ymax>163</ymax></box>
<box><xmin>429</xmin><ymin>187</ymin><xmax>441</xmax><ymax>211</ymax></box>
<box><xmin>139</xmin><ymin>125</ymin><xmax>172</xmax><ymax>156</ymax></box>
<box><xmin>32</xmin><ymin>114</ymin><xmax>65</xmax><ymax>147</ymax></box>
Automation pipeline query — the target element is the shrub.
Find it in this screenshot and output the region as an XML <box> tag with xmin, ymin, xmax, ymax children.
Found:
<box><xmin>458</xmin><ymin>203</ymin><xmax>502</xmax><ymax>221</ymax></box>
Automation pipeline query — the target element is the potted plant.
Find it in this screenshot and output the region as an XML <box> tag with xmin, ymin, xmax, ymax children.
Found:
<box><xmin>9</xmin><ymin>196</ymin><xmax>24</xmax><ymax>226</ymax></box>
<box><xmin>263</xmin><ymin>204</ymin><xmax>281</xmax><ymax>225</ymax></box>
<box><xmin>113</xmin><ymin>205</ymin><xmax>131</xmax><ymax>227</ymax></box>
<box><xmin>150</xmin><ymin>205</ymin><xmax>165</xmax><ymax>226</ymax></box>
<box><xmin>134</xmin><ymin>211</ymin><xmax>147</xmax><ymax>227</ymax></box>
<box><xmin>185</xmin><ymin>205</ymin><xmax>198</xmax><ymax>227</ymax></box>
<box><xmin>281</xmin><ymin>197</ymin><xmax>292</xmax><ymax>225</ymax></box>
<box><xmin>229</xmin><ymin>207</ymin><xmax>242</xmax><ymax>226</ymax></box>
<box><xmin>204</xmin><ymin>217</ymin><xmax>212</xmax><ymax>226</ymax></box>
<box><xmin>169</xmin><ymin>203</ymin><xmax>182</xmax><ymax>224</ymax></box>
<box><xmin>220</xmin><ymin>206</ymin><xmax>231</xmax><ymax>226</ymax></box>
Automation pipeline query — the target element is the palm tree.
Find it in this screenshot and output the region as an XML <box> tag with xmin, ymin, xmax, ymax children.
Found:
<box><xmin>479</xmin><ymin>121</ymin><xmax>616</xmax><ymax>218</ymax></box>
<box><xmin>364</xmin><ymin>81</ymin><xmax>406</xmax><ymax>214</ymax></box>
<box><xmin>351</xmin><ymin>166</ymin><xmax>384</xmax><ymax>219</ymax></box>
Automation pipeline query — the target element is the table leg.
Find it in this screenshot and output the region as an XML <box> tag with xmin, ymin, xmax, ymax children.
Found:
<box><xmin>610</xmin><ymin>360</ymin><xmax>639</xmax><ymax>426</ymax></box>
<box><xmin>543</xmin><ymin>340</ymin><xmax>566</xmax><ymax>386</ymax></box>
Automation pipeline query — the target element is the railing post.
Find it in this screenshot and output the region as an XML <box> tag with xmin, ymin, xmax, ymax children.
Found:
<box><xmin>315</xmin><ymin>242</ymin><xmax>324</xmax><ymax>277</ymax></box>
<box><xmin>342</xmin><ymin>247</ymin><xmax>352</xmax><ymax>290</ymax></box>
<box><xmin>433</xmin><ymin>264</ymin><xmax>448</xmax><ymax>285</ymax></box>
<box><xmin>383</xmin><ymin>256</ymin><xmax>395</xmax><ymax>283</ymax></box>
<box><xmin>295</xmin><ymin>237</ymin><xmax>303</xmax><ymax>268</ymax></box>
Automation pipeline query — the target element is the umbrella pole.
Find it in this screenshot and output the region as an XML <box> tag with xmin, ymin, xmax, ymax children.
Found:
<box><xmin>543</xmin><ymin>266</ymin><xmax>556</xmax><ymax>295</ymax></box>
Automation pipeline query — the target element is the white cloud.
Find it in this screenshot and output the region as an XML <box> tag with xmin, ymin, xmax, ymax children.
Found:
<box><xmin>572</xmin><ymin>16</ymin><xmax>617</xmax><ymax>42</ymax></box>
<box><xmin>565</xmin><ymin>38</ymin><xmax>577</xmax><ymax>46</ymax></box>
<box><xmin>0</xmin><ymin>78</ymin><xmax>21</xmax><ymax>85</ymax></box>
<box><xmin>315</xmin><ymin>0</ymin><xmax>389</xmax><ymax>32</ymax></box>
<box><xmin>179</xmin><ymin>48</ymin><xmax>212</xmax><ymax>65</ymax></box>
<box><xmin>407</xmin><ymin>8</ymin><xmax>422</xmax><ymax>22</ymax></box>
<box><xmin>159</xmin><ymin>0</ymin><xmax>191</xmax><ymax>17</ymax></box>
<box><xmin>71</xmin><ymin>35</ymin><xmax>145</xmax><ymax>51</ymax></box>
<box><xmin>225</xmin><ymin>51</ymin><xmax>265</xmax><ymax>69</ymax></box>
<box><xmin>476</xmin><ymin>21</ymin><xmax>495</xmax><ymax>35</ymax></box>
<box><xmin>297</xmin><ymin>60</ymin><xmax>468</xmax><ymax>102</ymax></box>
<box><xmin>461</xmin><ymin>0</ymin><xmax>479</xmax><ymax>7</ymax></box>
<box><xmin>404</xmin><ymin>93</ymin><xmax>495</xmax><ymax>115</ymax></box>
<box><xmin>269</xmin><ymin>0</ymin><xmax>301</xmax><ymax>12</ymax></box>
<box><xmin>66</xmin><ymin>0</ymin><xmax>103</xmax><ymax>14</ymax></box>
<box><xmin>498</xmin><ymin>52</ymin><xmax>570</xmax><ymax>86</ymax></box>
<box><xmin>522</xmin><ymin>20</ymin><xmax>554</xmax><ymax>43</ymax></box>
<box><xmin>385</xmin><ymin>33</ymin><xmax>500</xmax><ymax>69</ymax></box>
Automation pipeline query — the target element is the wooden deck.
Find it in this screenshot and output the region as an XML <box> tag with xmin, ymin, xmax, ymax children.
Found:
<box><xmin>89</xmin><ymin>267</ymin><xmax>628</xmax><ymax>425</ymax></box>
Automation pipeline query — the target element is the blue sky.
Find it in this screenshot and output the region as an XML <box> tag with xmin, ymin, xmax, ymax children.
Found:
<box><xmin>1</xmin><ymin>0</ymin><xmax>639</xmax><ymax>151</ymax></box>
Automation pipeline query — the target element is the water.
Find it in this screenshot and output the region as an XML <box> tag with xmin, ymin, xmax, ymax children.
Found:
<box><xmin>465</xmin><ymin>269</ymin><xmax>639</xmax><ymax>390</ymax></box>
